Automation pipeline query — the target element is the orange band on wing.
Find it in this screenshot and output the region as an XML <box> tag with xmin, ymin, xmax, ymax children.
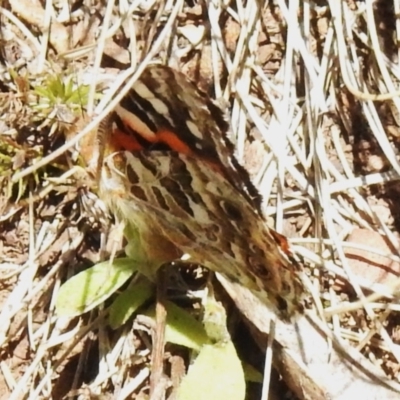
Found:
<box><xmin>156</xmin><ymin>129</ymin><xmax>193</xmax><ymax>155</ymax></box>
<box><xmin>112</xmin><ymin>124</ymin><xmax>223</xmax><ymax>174</ymax></box>
<box><xmin>270</xmin><ymin>230</ymin><xmax>291</xmax><ymax>255</ymax></box>
<box><xmin>158</xmin><ymin>129</ymin><xmax>224</xmax><ymax>174</ymax></box>
<box><xmin>112</xmin><ymin>128</ymin><xmax>144</xmax><ymax>151</ymax></box>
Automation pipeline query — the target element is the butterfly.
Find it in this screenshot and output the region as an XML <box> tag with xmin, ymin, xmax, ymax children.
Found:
<box><xmin>79</xmin><ymin>65</ymin><xmax>306</xmax><ymax>320</ymax></box>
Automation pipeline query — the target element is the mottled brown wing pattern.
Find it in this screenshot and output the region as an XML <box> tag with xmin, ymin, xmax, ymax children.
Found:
<box><xmin>108</xmin><ymin>66</ymin><xmax>262</xmax><ymax>211</ymax></box>
<box><xmin>96</xmin><ymin>65</ymin><xmax>306</xmax><ymax>319</ymax></box>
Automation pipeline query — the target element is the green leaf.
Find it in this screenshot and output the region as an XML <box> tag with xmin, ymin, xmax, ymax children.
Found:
<box><xmin>56</xmin><ymin>258</ymin><xmax>137</xmax><ymax>317</ymax></box>
<box><xmin>145</xmin><ymin>302</ymin><xmax>210</xmax><ymax>351</ymax></box>
<box><xmin>203</xmin><ymin>297</ymin><xmax>229</xmax><ymax>343</ymax></box>
<box><xmin>33</xmin><ymin>86</ymin><xmax>51</xmax><ymax>99</ymax></box>
<box><xmin>177</xmin><ymin>341</ymin><xmax>246</xmax><ymax>400</ymax></box>
<box><xmin>108</xmin><ymin>279</ymin><xmax>154</xmax><ymax>329</ymax></box>
<box><xmin>242</xmin><ymin>362</ymin><xmax>263</xmax><ymax>383</ymax></box>
<box><xmin>67</xmin><ymin>85</ymin><xmax>89</xmax><ymax>105</ymax></box>
<box><xmin>49</xmin><ymin>76</ymin><xmax>64</xmax><ymax>98</ymax></box>
<box><xmin>64</xmin><ymin>77</ymin><xmax>74</xmax><ymax>98</ymax></box>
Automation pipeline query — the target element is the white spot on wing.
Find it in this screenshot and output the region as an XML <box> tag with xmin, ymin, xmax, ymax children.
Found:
<box><xmin>134</xmin><ymin>81</ymin><xmax>171</xmax><ymax>120</ymax></box>
<box><xmin>133</xmin><ymin>81</ymin><xmax>155</xmax><ymax>99</ymax></box>
<box><xmin>189</xmin><ymin>200</ymin><xmax>212</xmax><ymax>223</ymax></box>
<box><xmin>115</xmin><ymin>104</ymin><xmax>156</xmax><ymax>141</ymax></box>
<box><xmin>186</xmin><ymin>120</ymin><xmax>204</xmax><ymax>140</ymax></box>
<box><xmin>150</xmin><ymin>98</ymin><xmax>170</xmax><ymax>116</ymax></box>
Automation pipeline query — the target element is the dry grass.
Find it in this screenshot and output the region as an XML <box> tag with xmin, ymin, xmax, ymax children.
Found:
<box><xmin>2</xmin><ymin>0</ymin><xmax>400</xmax><ymax>398</ymax></box>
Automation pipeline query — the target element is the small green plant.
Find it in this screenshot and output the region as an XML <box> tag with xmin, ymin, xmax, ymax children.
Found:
<box><xmin>56</xmin><ymin>229</ymin><xmax>249</xmax><ymax>400</ymax></box>
<box><xmin>32</xmin><ymin>73</ymin><xmax>89</xmax><ymax>131</ymax></box>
